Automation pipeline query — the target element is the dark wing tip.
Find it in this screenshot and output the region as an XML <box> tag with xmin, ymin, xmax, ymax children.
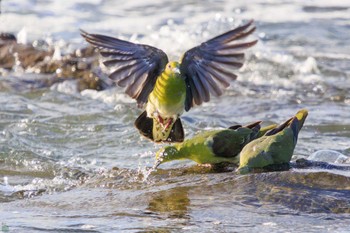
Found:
<box><xmin>245</xmin><ymin>39</ymin><xmax>258</xmax><ymax>48</ymax></box>
<box><xmin>79</xmin><ymin>29</ymin><xmax>90</xmax><ymax>40</ymax></box>
<box><xmin>265</xmin><ymin>117</ymin><xmax>294</xmax><ymax>136</ymax></box>
<box><xmin>228</xmin><ymin>124</ymin><xmax>243</xmax><ymax>130</ymax></box>
<box><xmin>243</xmin><ymin>121</ymin><xmax>262</xmax><ymax>129</ymax></box>
<box><xmin>240</xmin><ymin>19</ymin><xmax>255</xmax><ymax>32</ymax></box>
<box><xmin>79</xmin><ymin>29</ymin><xmax>99</xmax><ymax>45</ymax></box>
<box><xmin>79</xmin><ymin>28</ymin><xmax>87</xmax><ymax>34</ymax></box>
<box><xmin>246</xmin><ymin>19</ymin><xmax>254</xmax><ymax>26</ymax></box>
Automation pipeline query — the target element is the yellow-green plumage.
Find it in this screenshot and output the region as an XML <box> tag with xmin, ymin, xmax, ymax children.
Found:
<box><xmin>146</xmin><ymin>62</ymin><xmax>186</xmax><ymax>142</ymax></box>
<box><xmin>238</xmin><ymin>109</ymin><xmax>308</xmax><ymax>173</ymax></box>
<box><xmin>151</xmin><ymin>66</ymin><xmax>186</xmax><ymax>107</ymax></box>
<box><xmin>155</xmin><ymin>121</ymin><xmax>276</xmax><ymax>167</ymax></box>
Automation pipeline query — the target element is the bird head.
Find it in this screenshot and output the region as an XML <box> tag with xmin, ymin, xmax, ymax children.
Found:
<box><xmin>165</xmin><ymin>61</ymin><xmax>180</xmax><ymax>75</ymax></box>
<box><xmin>154</xmin><ymin>145</ymin><xmax>180</xmax><ymax>168</ymax></box>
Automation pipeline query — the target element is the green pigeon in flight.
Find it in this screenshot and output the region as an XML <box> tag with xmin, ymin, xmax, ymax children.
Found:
<box><xmin>81</xmin><ymin>20</ymin><xmax>257</xmax><ymax>143</ymax></box>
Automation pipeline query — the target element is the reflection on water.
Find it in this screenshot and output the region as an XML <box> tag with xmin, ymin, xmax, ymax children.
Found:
<box><xmin>1</xmin><ymin>0</ymin><xmax>350</xmax><ymax>232</ymax></box>
<box><xmin>147</xmin><ymin>187</ymin><xmax>190</xmax><ymax>219</ymax></box>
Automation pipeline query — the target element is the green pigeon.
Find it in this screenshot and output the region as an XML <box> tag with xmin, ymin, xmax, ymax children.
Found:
<box><xmin>238</xmin><ymin>109</ymin><xmax>308</xmax><ymax>173</ymax></box>
<box><xmin>80</xmin><ymin>20</ymin><xmax>257</xmax><ymax>143</ymax></box>
<box><xmin>154</xmin><ymin>121</ymin><xmax>277</xmax><ymax>167</ymax></box>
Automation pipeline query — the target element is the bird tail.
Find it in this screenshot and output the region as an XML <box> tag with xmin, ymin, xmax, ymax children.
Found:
<box><xmin>265</xmin><ymin>109</ymin><xmax>308</xmax><ymax>137</ymax></box>
<box><xmin>243</xmin><ymin>121</ymin><xmax>262</xmax><ymax>140</ymax></box>
<box><xmin>228</xmin><ymin>121</ymin><xmax>262</xmax><ymax>142</ymax></box>
<box><xmin>134</xmin><ymin>111</ymin><xmax>154</xmax><ymax>141</ymax></box>
<box><xmin>134</xmin><ymin>111</ymin><xmax>184</xmax><ymax>143</ymax></box>
<box><xmin>265</xmin><ymin>117</ymin><xmax>294</xmax><ymax>136</ymax></box>
<box><xmin>295</xmin><ymin>109</ymin><xmax>308</xmax><ymax>131</ymax></box>
<box><xmin>243</xmin><ymin>121</ymin><xmax>262</xmax><ymax>130</ymax></box>
<box><xmin>229</xmin><ymin>121</ymin><xmax>262</xmax><ymax>131</ymax></box>
<box><xmin>258</xmin><ymin>123</ymin><xmax>278</xmax><ymax>137</ymax></box>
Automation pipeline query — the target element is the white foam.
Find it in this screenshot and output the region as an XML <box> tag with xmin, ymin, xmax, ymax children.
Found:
<box><xmin>295</xmin><ymin>57</ymin><xmax>320</xmax><ymax>74</ymax></box>
<box><xmin>308</xmin><ymin>150</ymin><xmax>349</xmax><ymax>164</ymax></box>
<box><xmin>16</xmin><ymin>27</ymin><xmax>28</xmax><ymax>44</ymax></box>
<box><xmin>50</xmin><ymin>80</ymin><xmax>79</xmax><ymax>95</ymax></box>
<box><xmin>81</xmin><ymin>88</ymin><xmax>134</xmax><ymax>105</ymax></box>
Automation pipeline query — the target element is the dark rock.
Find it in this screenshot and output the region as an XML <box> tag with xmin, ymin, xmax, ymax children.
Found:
<box><xmin>0</xmin><ymin>33</ymin><xmax>106</xmax><ymax>91</ymax></box>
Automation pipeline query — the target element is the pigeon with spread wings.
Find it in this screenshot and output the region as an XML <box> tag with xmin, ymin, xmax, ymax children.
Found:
<box><xmin>81</xmin><ymin>20</ymin><xmax>257</xmax><ymax>143</ymax></box>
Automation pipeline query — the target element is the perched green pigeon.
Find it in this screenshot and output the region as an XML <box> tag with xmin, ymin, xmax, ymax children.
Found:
<box><xmin>238</xmin><ymin>109</ymin><xmax>308</xmax><ymax>173</ymax></box>
<box><xmin>81</xmin><ymin>20</ymin><xmax>257</xmax><ymax>143</ymax></box>
<box><xmin>154</xmin><ymin>121</ymin><xmax>277</xmax><ymax>167</ymax></box>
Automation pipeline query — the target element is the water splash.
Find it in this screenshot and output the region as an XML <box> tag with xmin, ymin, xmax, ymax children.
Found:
<box><xmin>16</xmin><ymin>27</ymin><xmax>27</xmax><ymax>44</ymax></box>
<box><xmin>137</xmin><ymin>151</ymin><xmax>157</xmax><ymax>182</ymax></box>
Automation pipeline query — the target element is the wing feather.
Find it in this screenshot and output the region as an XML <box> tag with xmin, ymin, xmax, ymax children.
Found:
<box><xmin>180</xmin><ymin>20</ymin><xmax>257</xmax><ymax>111</ymax></box>
<box><xmin>80</xmin><ymin>29</ymin><xmax>168</xmax><ymax>107</ymax></box>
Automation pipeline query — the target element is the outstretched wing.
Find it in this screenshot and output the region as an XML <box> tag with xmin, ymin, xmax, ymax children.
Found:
<box><xmin>180</xmin><ymin>20</ymin><xmax>257</xmax><ymax>111</ymax></box>
<box><xmin>80</xmin><ymin>30</ymin><xmax>169</xmax><ymax>107</ymax></box>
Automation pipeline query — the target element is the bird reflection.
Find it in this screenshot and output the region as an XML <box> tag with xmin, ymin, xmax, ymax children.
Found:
<box><xmin>147</xmin><ymin>186</ymin><xmax>190</xmax><ymax>219</ymax></box>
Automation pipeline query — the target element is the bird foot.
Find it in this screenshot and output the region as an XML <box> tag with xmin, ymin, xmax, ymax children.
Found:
<box><xmin>163</xmin><ymin>118</ymin><xmax>173</xmax><ymax>130</ymax></box>
<box><xmin>156</xmin><ymin>115</ymin><xmax>173</xmax><ymax>131</ymax></box>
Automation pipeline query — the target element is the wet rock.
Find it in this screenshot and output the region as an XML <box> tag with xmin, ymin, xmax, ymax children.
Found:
<box><xmin>0</xmin><ymin>34</ymin><xmax>53</xmax><ymax>69</ymax></box>
<box><xmin>0</xmin><ymin>33</ymin><xmax>17</xmax><ymax>42</ymax></box>
<box><xmin>0</xmin><ymin>33</ymin><xmax>106</xmax><ymax>91</ymax></box>
<box><xmin>294</xmin><ymin>158</ymin><xmax>350</xmax><ymax>171</ymax></box>
<box><xmin>0</xmin><ymin>33</ymin><xmax>17</xmax><ymax>69</ymax></box>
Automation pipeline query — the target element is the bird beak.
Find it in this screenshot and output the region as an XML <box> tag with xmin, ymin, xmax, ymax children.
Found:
<box><xmin>153</xmin><ymin>160</ymin><xmax>162</xmax><ymax>170</ymax></box>
<box><xmin>173</xmin><ymin>67</ymin><xmax>180</xmax><ymax>74</ymax></box>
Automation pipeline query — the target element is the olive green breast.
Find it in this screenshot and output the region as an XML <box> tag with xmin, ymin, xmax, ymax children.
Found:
<box><xmin>152</xmin><ymin>72</ymin><xmax>186</xmax><ymax>106</ymax></box>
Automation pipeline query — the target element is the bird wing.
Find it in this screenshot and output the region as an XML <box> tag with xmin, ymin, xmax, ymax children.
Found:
<box><xmin>179</xmin><ymin>20</ymin><xmax>257</xmax><ymax>111</ymax></box>
<box><xmin>80</xmin><ymin>30</ymin><xmax>169</xmax><ymax>107</ymax></box>
<box><xmin>211</xmin><ymin>130</ymin><xmax>246</xmax><ymax>158</ymax></box>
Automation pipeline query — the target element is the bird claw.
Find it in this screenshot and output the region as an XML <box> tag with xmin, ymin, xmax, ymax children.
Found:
<box><xmin>164</xmin><ymin>118</ymin><xmax>173</xmax><ymax>130</ymax></box>
<box><xmin>157</xmin><ymin>115</ymin><xmax>164</xmax><ymax>125</ymax></box>
<box><xmin>156</xmin><ymin>115</ymin><xmax>173</xmax><ymax>131</ymax></box>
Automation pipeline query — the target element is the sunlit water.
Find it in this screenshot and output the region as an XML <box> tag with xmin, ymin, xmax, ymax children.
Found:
<box><xmin>1</xmin><ymin>0</ymin><xmax>350</xmax><ymax>232</ymax></box>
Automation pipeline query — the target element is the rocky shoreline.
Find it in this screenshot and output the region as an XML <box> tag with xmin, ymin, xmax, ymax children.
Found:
<box><xmin>0</xmin><ymin>32</ymin><xmax>107</xmax><ymax>92</ymax></box>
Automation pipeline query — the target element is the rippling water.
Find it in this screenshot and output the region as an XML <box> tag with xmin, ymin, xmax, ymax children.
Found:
<box><xmin>1</xmin><ymin>0</ymin><xmax>350</xmax><ymax>232</ymax></box>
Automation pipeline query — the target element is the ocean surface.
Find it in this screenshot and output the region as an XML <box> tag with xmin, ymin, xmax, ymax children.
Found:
<box><xmin>1</xmin><ymin>0</ymin><xmax>350</xmax><ymax>232</ymax></box>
